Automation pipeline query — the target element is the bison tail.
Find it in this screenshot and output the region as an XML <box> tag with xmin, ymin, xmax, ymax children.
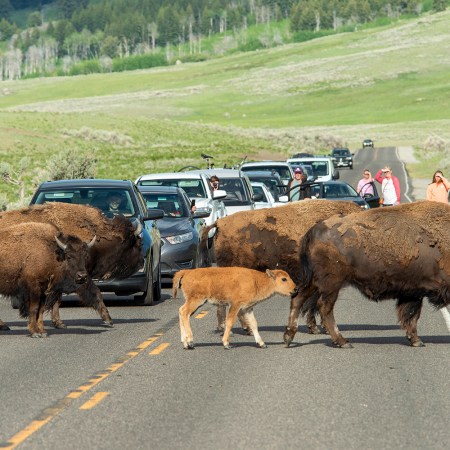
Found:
<box><xmin>172</xmin><ymin>271</ymin><xmax>184</xmax><ymax>299</ymax></box>
<box><xmin>199</xmin><ymin>221</ymin><xmax>217</xmax><ymax>250</ymax></box>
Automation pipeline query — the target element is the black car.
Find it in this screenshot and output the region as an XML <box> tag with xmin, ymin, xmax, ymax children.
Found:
<box><xmin>138</xmin><ymin>185</ymin><xmax>210</xmax><ymax>282</ymax></box>
<box><xmin>363</xmin><ymin>139</ymin><xmax>374</xmax><ymax>148</ymax></box>
<box><xmin>310</xmin><ymin>180</ymin><xmax>372</xmax><ymax>209</ymax></box>
<box><xmin>30</xmin><ymin>179</ymin><xmax>163</xmax><ymax>305</ymax></box>
<box><xmin>330</xmin><ymin>148</ymin><xmax>354</xmax><ymax>169</ymax></box>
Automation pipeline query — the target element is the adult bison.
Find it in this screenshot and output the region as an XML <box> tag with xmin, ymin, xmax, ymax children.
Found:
<box><xmin>283</xmin><ymin>201</ymin><xmax>450</xmax><ymax>348</ymax></box>
<box><xmin>0</xmin><ymin>222</ymin><xmax>95</xmax><ymax>337</ymax></box>
<box><xmin>0</xmin><ymin>202</ymin><xmax>144</xmax><ymax>328</ymax></box>
<box><xmin>202</xmin><ymin>200</ymin><xmax>362</xmax><ymax>332</ymax></box>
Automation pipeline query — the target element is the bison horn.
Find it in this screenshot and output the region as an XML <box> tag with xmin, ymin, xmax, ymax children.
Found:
<box><xmin>54</xmin><ymin>235</ymin><xmax>67</xmax><ymax>251</ymax></box>
<box><xmin>87</xmin><ymin>235</ymin><xmax>97</xmax><ymax>248</ymax></box>
<box><xmin>133</xmin><ymin>220</ymin><xmax>143</xmax><ymax>236</ymax></box>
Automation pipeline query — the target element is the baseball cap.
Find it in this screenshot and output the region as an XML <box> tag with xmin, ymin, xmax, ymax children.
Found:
<box><xmin>294</xmin><ymin>168</ymin><xmax>303</xmax><ymax>174</ymax></box>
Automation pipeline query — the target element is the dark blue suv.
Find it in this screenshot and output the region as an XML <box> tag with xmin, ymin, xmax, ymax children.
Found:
<box><xmin>30</xmin><ymin>179</ymin><xmax>163</xmax><ymax>305</ymax></box>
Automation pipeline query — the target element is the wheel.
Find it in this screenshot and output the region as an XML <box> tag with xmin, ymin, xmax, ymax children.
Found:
<box><xmin>134</xmin><ymin>264</ymin><xmax>154</xmax><ymax>306</ymax></box>
<box><xmin>350</xmin><ymin>165</ymin><xmax>353</xmax><ymax>170</ymax></box>
<box><xmin>153</xmin><ymin>263</ymin><xmax>162</xmax><ymax>302</ymax></box>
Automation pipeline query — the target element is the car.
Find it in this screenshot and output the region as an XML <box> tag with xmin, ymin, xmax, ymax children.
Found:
<box><xmin>240</xmin><ymin>161</ymin><xmax>294</xmax><ymax>186</ymax></box>
<box><xmin>138</xmin><ymin>185</ymin><xmax>211</xmax><ymax>282</ymax></box>
<box><xmin>309</xmin><ymin>180</ymin><xmax>371</xmax><ymax>209</ymax></box>
<box><xmin>250</xmin><ymin>182</ymin><xmax>278</xmax><ymax>209</ymax></box>
<box><xmin>30</xmin><ymin>179</ymin><xmax>163</xmax><ymax>305</ymax></box>
<box><xmin>135</xmin><ymin>171</ymin><xmax>227</xmax><ymax>251</ymax></box>
<box><xmin>291</xmin><ymin>152</ymin><xmax>314</xmax><ymax>158</ymax></box>
<box><xmin>355</xmin><ymin>179</ymin><xmax>381</xmax><ymax>208</ymax></box>
<box><xmin>363</xmin><ymin>139</ymin><xmax>374</xmax><ymax>148</ymax></box>
<box><xmin>286</xmin><ymin>156</ymin><xmax>339</xmax><ymax>182</ymax></box>
<box><xmin>330</xmin><ymin>147</ymin><xmax>354</xmax><ymax>169</ymax></box>
<box><xmin>188</xmin><ymin>168</ymin><xmax>256</xmax><ymax>216</ymax></box>
<box><xmin>243</xmin><ymin>170</ymin><xmax>286</xmax><ymax>201</ymax></box>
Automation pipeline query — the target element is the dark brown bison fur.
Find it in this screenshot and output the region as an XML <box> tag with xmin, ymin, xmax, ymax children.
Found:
<box><xmin>0</xmin><ymin>222</ymin><xmax>93</xmax><ymax>337</ymax></box>
<box><xmin>201</xmin><ymin>200</ymin><xmax>362</xmax><ymax>333</ymax></box>
<box><xmin>0</xmin><ymin>203</ymin><xmax>144</xmax><ymax>328</ymax></box>
<box><xmin>284</xmin><ymin>201</ymin><xmax>450</xmax><ymax>348</ymax></box>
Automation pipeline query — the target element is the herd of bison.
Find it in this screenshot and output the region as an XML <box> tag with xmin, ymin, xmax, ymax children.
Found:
<box><xmin>1</xmin><ymin>199</ymin><xmax>449</xmax><ymax>349</ymax></box>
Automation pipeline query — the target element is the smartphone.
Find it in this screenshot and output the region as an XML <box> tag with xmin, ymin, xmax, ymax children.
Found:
<box><xmin>191</xmin><ymin>199</ymin><xmax>196</xmax><ymax>207</ymax></box>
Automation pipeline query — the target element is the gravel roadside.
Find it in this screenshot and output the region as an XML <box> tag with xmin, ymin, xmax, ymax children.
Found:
<box><xmin>398</xmin><ymin>146</ymin><xmax>429</xmax><ymax>202</ymax></box>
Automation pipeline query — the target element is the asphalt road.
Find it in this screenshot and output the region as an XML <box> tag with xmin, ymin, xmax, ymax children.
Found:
<box><xmin>0</xmin><ymin>148</ymin><xmax>449</xmax><ymax>450</ymax></box>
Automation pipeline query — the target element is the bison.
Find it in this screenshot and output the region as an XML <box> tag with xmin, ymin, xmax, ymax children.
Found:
<box><xmin>0</xmin><ymin>202</ymin><xmax>144</xmax><ymax>328</ymax></box>
<box><xmin>283</xmin><ymin>201</ymin><xmax>450</xmax><ymax>348</ymax></box>
<box><xmin>202</xmin><ymin>200</ymin><xmax>362</xmax><ymax>333</ymax></box>
<box><xmin>0</xmin><ymin>222</ymin><xmax>95</xmax><ymax>337</ymax></box>
<box><xmin>174</xmin><ymin>267</ymin><xmax>297</xmax><ymax>349</ymax></box>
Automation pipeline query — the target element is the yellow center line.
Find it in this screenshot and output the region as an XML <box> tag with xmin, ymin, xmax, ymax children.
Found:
<box><xmin>79</xmin><ymin>392</ymin><xmax>109</xmax><ymax>410</ymax></box>
<box><xmin>195</xmin><ymin>311</ymin><xmax>209</xmax><ymax>319</ymax></box>
<box><xmin>149</xmin><ymin>343</ymin><xmax>170</xmax><ymax>355</ymax></box>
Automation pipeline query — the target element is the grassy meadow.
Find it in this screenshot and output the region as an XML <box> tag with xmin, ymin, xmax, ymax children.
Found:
<box><xmin>1</xmin><ymin>10</ymin><xmax>450</xmax><ymax>203</ymax></box>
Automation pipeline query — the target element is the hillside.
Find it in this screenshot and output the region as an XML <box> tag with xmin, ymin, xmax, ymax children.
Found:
<box><xmin>0</xmin><ymin>9</ymin><xmax>450</xmax><ymax>203</ymax></box>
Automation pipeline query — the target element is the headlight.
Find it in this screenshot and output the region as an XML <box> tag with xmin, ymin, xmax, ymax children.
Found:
<box><xmin>166</xmin><ymin>232</ymin><xmax>193</xmax><ymax>244</ymax></box>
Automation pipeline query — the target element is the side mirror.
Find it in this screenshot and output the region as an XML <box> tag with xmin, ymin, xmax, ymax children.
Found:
<box><xmin>212</xmin><ymin>189</ymin><xmax>227</xmax><ymax>200</ymax></box>
<box><xmin>192</xmin><ymin>209</ymin><xmax>211</xmax><ymax>219</ymax></box>
<box><xmin>278</xmin><ymin>195</ymin><xmax>289</xmax><ymax>203</ymax></box>
<box><xmin>332</xmin><ymin>170</ymin><xmax>340</xmax><ymax>180</ymax></box>
<box><xmin>144</xmin><ymin>208</ymin><xmax>165</xmax><ymax>220</ymax></box>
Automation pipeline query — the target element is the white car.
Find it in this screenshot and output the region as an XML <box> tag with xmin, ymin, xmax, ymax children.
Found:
<box><xmin>135</xmin><ymin>172</ymin><xmax>227</xmax><ymax>246</ymax></box>
<box><xmin>188</xmin><ymin>168</ymin><xmax>256</xmax><ymax>216</ymax></box>
<box><xmin>251</xmin><ymin>182</ymin><xmax>284</xmax><ymax>209</ymax></box>
<box><xmin>240</xmin><ymin>161</ymin><xmax>294</xmax><ymax>186</ymax></box>
<box><xmin>286</xmin><ymin>156</ymin><xmax>339</xmax><ymax>183</ymax></box>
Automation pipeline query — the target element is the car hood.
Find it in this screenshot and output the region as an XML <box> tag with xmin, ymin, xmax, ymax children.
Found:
<box><xmin>157</xmin><ymin>218</ymin><xmax>193</xmax><ymax>237</ymax></box>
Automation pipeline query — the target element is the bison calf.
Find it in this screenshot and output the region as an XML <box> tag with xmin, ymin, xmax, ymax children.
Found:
<box><xmin>173</xmin><ymin>267</ymin><xmax>297</xmax><ymax>349</ymax></box>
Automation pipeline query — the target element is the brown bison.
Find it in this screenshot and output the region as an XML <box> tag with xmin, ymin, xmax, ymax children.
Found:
<box><xmin>0</xmin><ymin>222</ymin><xmax>95</xmax><ymax>337</ymax></box>
<box><xmin>202</xmin><ymin>200</ymin><xmax>362</xmax><ymax>333</ymax></box>
<box><xmin>0</xmin><ymin>203</ymin><xmax>144</xmax><ymax>328</ymax></box>
<box><xmin>173</xmin><ymin>267</ymin><xmax>297</xmax><ymax>349</ymax></box>
<box><xmin>283</xmin><ymin>201</ymin><xmax>450</xmax><ymax>348</ymax></box>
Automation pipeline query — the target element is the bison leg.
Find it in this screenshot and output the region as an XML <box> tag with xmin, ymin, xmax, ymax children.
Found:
<box><xmin>179</xmin><ymin>298</ymin><xmax>205</xmax><ymax>349</ymax></box>
<box><xmin>242</xmin><ymin>309</ymin><xmax>266</xmax><ymax>348</ymax></box>
<box><xmin>216</xmin><ymin>305</ymin><xmax>249</xmax><ymax>335</ymax></box>
<box><xmin>51</xmin><ymin>297</ymin><xmax>66</xmax><ymax>329</ymax></box>
<box><xmin>0</xmin><ymin>319</ymin><xmax>10</xmax><ymax>331</ymax></box>
<box><xmin>76</xmin><ymin>282</ymin><xmax>113</xmax><ymax>327</ymax></box>
<box><xmin>318</xmin><ymin>294</ymin><xmax>351</xmax><ymax>348</ymax></box>
<box><xmin>283</xmin><ymin>292</ymin><xmax>305</xmax><ymax>347</ymax></box>
<box><xmin>28</xmin><ymin>297</ymin><xmax>46</xmax><ymax>338</ymax></box>
<box><xmin>223</xmin><ymin>303</ymin><xmax>241</xmax><ymax>349</ymax></box>
<box><xmin>397</xmin><ymin>297</ymin><xmax>425</xmax><ymax>347</ymax></box>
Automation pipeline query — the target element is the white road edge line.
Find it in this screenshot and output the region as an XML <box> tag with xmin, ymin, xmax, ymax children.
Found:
<box><xmin>440</xmin><ymin>307</ymin><xmax>450</xmax><ymax>332</ymax></box>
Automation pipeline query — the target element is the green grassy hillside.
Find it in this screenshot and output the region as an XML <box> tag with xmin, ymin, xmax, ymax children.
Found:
<box><xmin>1</xmin><ymin>10</ymin><xmax>449</xmax><ymax>203</ymax></box>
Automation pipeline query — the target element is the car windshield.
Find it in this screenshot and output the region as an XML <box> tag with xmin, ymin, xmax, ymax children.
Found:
<box><xmin>220</xmin><ymin>178</ymin><xmax>252</xmax><ymax>206</ymax></box>
<box><xmin>141</xmin><ymin>193</ymin><xmax>188</xmax><ymax>218</ymax></box>
<box><xmin>333</xmin><ymin>149</ymin><xmax>350</xmax><ymax>156</ymax></box>
<box><xmin>321</xmin><ymin>183</ymin><xmax>359</xmax><ymax>199</ymax></box>
<box><xmin>242</xmin><ymin>166</ymin><xmax>291</xmax><ymax>182</ymax></box>
<box><xmin>33</xmin><ymin>188</ymin><xmax>136</xmax><ymax>217</ymax></box>
<box><xmin>137</xmin><ymin>179</ymin><xmax>207</xmax><ymax>198</ymax></box>
<box><xmin>247</xmin><ymin>176</ymin><xmax>284</xmax><ymax>199</ymax></box>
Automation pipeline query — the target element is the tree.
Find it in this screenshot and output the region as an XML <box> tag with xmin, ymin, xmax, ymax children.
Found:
<box><xmin>0</xmin><ymin>0</ymin><xmax>12</xmax><ymax>20</ymax></box>
<box><xmin>432</xmin><ymin>0</ymin><xmax>446</xmax><ymax>12</ymax></box>
<box><xmin>27</xmin><ymin>11</ymin><xmax>42</xmax><ymax>27</ymax></box>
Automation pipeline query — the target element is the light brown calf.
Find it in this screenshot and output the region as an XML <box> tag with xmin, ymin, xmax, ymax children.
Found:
<box><xmin>173</xmin><ymin>267</ymin><xmax>297</xmax><ymax>349</ymax></box>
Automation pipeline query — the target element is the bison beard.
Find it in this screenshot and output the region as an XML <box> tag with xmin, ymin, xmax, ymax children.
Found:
<box><xmin>284</xmin><ymin>201</ymin><xmax>450</xmax><ymax>348</ymax></box>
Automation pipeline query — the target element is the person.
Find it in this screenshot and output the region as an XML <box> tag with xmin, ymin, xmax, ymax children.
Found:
<box><xmin>356</xmin><ymin>169</ymin><xmax>374</xmax><ymax>197</ymax></box>
<box><xmin>426</xmin><ymin>170</ymin><xmax>450</xmax><ymax>203</ymax></box>
<box><xmin>209</xmin><ymin>175</ymin><xmax>220</xmax><ymax>191</ymax></box>
<box><xmin>104</xmin><ymin>191</ymin><xmax>130</xmax><ymax>215</ymax></box>
<box><xmin>374</xmin><ymin>166</ymin><xmax>401</xmax><ymax>206</ymax></box>
<box><xmin>289</xmin><ymin>168</ymin><xmax>311</xmax><ymax>201</ymax></box>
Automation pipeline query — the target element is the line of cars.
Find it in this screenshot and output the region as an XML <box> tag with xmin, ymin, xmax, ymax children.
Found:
<box><xmin>29</xmin><ymin>148</ymin><xmax>378</xmax><ymax>305</ymax></box>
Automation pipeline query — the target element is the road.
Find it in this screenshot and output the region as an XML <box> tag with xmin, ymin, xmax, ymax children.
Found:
<box><xmin>0</xmin><ymin>148</ymin><xmax>449</xmax><ymax>450</ymax></box>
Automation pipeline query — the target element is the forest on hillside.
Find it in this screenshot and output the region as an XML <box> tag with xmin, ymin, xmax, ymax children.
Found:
<box><xmin>0</xmin><ymin>0</ymin><xmax>447</xmax><ymax>80</ymax></box>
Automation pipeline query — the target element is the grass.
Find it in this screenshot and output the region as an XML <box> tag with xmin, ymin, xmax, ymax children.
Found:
<box><xmin>1</xmin><ymin>10</ymin><xmax>450</xmax><ymax>203</ymax></box>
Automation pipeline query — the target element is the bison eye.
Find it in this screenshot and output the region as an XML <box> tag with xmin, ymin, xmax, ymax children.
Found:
<box><xmin>282</xmin><ymin>277</ymin><xmax>287</xmax><ymax>281</ymax></box>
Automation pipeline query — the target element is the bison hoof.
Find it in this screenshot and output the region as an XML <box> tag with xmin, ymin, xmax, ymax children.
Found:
<box><xmin>103</xmin><ymin>321</ymin><xmax>114</xmax><ymax>328</ymax></box>
<box><xmin>223</xmin><ymin>344</ymin><xmax>233</xmax><ymax>349</ymax></box>
<box><xmin>411</xmin><ymin>340</ymin><xmax>425</xmax><ymax>347</ymax></box>
<box><xmin>0</xmin><ymin>324</ymin><xmax>10</xmax><ymax>331</ymax></box>
<box><xmin>308</xmin><ymin>326</ymin><xmax>321</xmax><ymax>335</ymax></box>
<box><xmin>30</xmin><ymin>332</ymin><xmax>47</xmax><ymax>338</ymax></box>
<box><xmin>335</xmin><ymin>341</ymin><xmax>353</xmax><ymax>349</ymax></box>
<box><xmin>52</xmin><ymin>322</ymin><xmax>67</xmax><ymax>329</ymax></box>
<box><xmin>258</xmin><ymin>343</ymin><xmax>268</xmax><ymax>349</ymax></box>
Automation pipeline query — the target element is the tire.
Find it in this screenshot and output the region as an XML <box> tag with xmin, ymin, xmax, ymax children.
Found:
<box><xmin>134</xmin><ymin>264</ymin><xmax>154</xmax><ymax>306</ymax></box>
<box><xmin>153</xmin><ymin>263</ymin><xmax>162</xmax><ymax>302</ymax></box>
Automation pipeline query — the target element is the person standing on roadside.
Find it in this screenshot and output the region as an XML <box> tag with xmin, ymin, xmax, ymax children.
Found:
<box><xmin>426</xmin><ymin>170</ymin><xmax>450</xmax><ymax>203</ymax></box>
<box><xmin>357</xmin><ymin>169</ymin><xmax>374</xmax><ymax>197</ymax></box>
<box><xmin>375</xmin><ymin>166</ymin><xmax>401</xmax><ymax>206</ymax></box>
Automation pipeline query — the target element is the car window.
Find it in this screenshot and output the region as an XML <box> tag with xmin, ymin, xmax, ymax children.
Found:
<box><xmin>252</xmin><ymin>185</ymin><xmax>268</xmax><ymax>202</ymax></box>
<box><xmin>141</xmin><ymin>193</ymin><xmax>188</xmax><ymax>218</ymax></box>
<box><xmin>33</xmin><ymin>188</ymin><xmax>136</xmax><ymax>217</ymax></box>
<box><xmin>220</xmin><ymin>178</ymin><xmax>252</xmax><ymax>206</ymax></box>
<box><xmin>137</xmin><ymin>179</ymin><xmax>206</xmax><ymax>198</ymax></box>
<box><xmin>311</xmin><ymin>162</ymin><xmax>329</xmax><ymax>176</ymax></box>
